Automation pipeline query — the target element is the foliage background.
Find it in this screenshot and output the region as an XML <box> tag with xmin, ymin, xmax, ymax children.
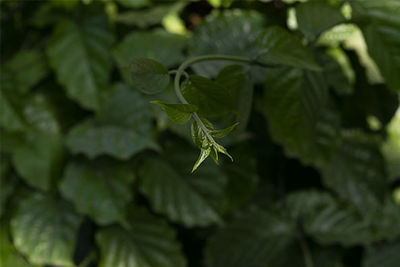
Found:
<box><xmin>1</xmin><ymin>0</ymin><xmax>400</xmax><ymax>267</ymax></box>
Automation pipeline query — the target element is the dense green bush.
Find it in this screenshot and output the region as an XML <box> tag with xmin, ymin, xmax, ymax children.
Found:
<box><xmin>1</xmin><ymin>0</ymin><xmax>400</xmax><ymax>266</ymax></box>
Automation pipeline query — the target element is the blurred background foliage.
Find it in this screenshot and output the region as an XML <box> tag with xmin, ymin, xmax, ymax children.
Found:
<box><xmin>0</xmin><ymin>0</ymin><xmax>400</xmax><ymax>267</ymax></box>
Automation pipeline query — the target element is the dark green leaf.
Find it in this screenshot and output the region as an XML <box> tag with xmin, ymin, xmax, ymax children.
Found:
<box><xmin>296</xmin><ymin>2</ymin><xmax>346</xmax><ymax>38</ymax></box>
<box><xmin>11</xmin><ymin>193</ymin><xmax>82</xmax><ymax>266</ymax></box>
<box><xmin>128</xmin><ymin>58</ymin><xmax>170</xmax><ymax>94</ymax></box>
<box><xmin>363</xmin><ymin>241</ymin><xmax>400</xmax><ymax>267</ymax></box>
<box><xmin>261</xmin><ymin>67</ymin><xmax>341</xmax><ymax>166</ymax></box>
<box><xmin>113</xmin><ymin>30</ymin><xmax>186</xmax><ymax>83</ymax></box>
<box><xmin>151</xmin><ymin>101</ymin><xmax>197</xmax><ymax>124</ymax></box>
<box><xmin>352</xmin><ymin>0</ymin><xmax>400</xmax><ymax>92</ymax></box>
<box><xmin>66</xmin><ymin>119</ymin><xmax>158</xmax><ymax>160</ymax></box>
<box><xmin>188</xmin><ymin>9</ymin><xmax>264</xmax><ymax>76</ymax></box>
<box><xmin>116</xmin><ymin>0</ymin><xmax>150</xmax><ymax>8</ymax></box>
<box><xmin>182</xmin><ymin>75</ymin><xmax>233</xmax><ymax>117</ymax></box>
<box><xmin>256</xmin><ymin>26</ymin><xmax>321</xmax><ymax>71</ymax></box>
<box><xmin>60</xmin><ymin>160</ymin><xmax>135</xmax><ymax>225</ymax></box>
<box><xmin>96</xmin><ymin>207</ymin><xmax>186</xmax><ymax>267</ymax></box>
<box><xmin>138</xmin><ymin>157</ymin><xmax>226</xmax><ymax>226</ymax></box>
<box><xmin>0</xmin><ymin>88</ymin><xmax>26</xmax><ymax>132</ymax></box>
<box><xmin>4</xmin><ymin>50</ymin><xmax>48</xmax><ymax>94</ymax></box>
<box><xmin>12</xmin><ymin>132</ymin><xmax>63</xmax><ymax>191</ymax></box>
<box><xmin>322</xmin><ymin>132</ymin><xmax>387</xmax><ymax>213</ymax></box>
<box><xmin>287</xmin><ymin>191</ymin><xmax>374</xmax><ymax>246</ymax></box>
<box><xmin>206</xmin><ymin>208</ymin><xmax>297</xmax><ymax>267</ymax></box>
<box><xmin>96</xmin><ymin>83</ymin><xmax>153</xmax><ymax>134</ymax></box>
<box><xmin>47</xmin><ymin>15</ymin><xmax>114</xmax><ymax>110</ymax></box>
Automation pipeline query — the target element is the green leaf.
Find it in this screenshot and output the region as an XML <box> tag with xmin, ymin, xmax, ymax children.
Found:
<box><xmin>182</xmin><ymin>75</ymin><xmax>233</xmax><ymax>117</ymax></box>
<box><xmin>139</xmin><ymin>157</ymin><xmax>226</xmax><ymax>226</ymax></box>
<box><xmin>192</xmin><ymin>147</ymin><xmax>211</xmax><ymax>172</ymax></box>
<box><xmin>191</xmin><ymin>120</ymin><xmax>205</xmax><ymax>149</ymax></box>
<box><xmin>188</xmin><ymin>9</ymin><xmax>264</xmax><ymax>76</ymax></box>
<box><xmin>96</xmin><ymin>83</ymin><xmax>153</xmax><ymax>134</ymax></box>
<box><xmin>0</xmin><ymin>222</ymin><xmax>39</xmax><ymax>267</ymax></box>
<box><xmin>12</xmin><ymin>132</ymin><xmax>63</xmax><ymax>191</ymax></box>
<box><xmin>0</xmin><ymin>87</ymin><xmax>26</xmax><ymax>132</ymax></box>
<box><xmin>211</xmin><ymin>122</ymin><xmax>239</xmax><ymax>139</ymax></box>
<box><xmin>256</xmin><ymin>26</ymin><xmax>321</xmax><ymax>71</ymax></box>
<box><xmin>23</xmin><ymin>92</ymin><xmax>61</xmax><ymax>134</ymax></box>
<box><xmin>260</xmin><ymin>67</ymin><xmax>341</xmax><ymax>166</ymax></box>
<box><xmin>322</xmin><ymin>132</ymin><xmax>387</xmax><ymax>214</ymax></box>
<box><xmin>296</xmin><ymin>2</ymin><xmax>346</xmax><ymax>38</ymax></box>
<box><xmin>0</xmin><ymin>172</ymin><xmax>16</xmax><ymax>218</ymax></box>
<box><xmin>47</xmin><ymin>15</ymin><xmax>114</xmax><ymax>110</ymax></box>
<box><xmin>352</xmin><ymin>0</ymin><xmax>400</xmax><ymax>92</ymax></box>
<box><xmin>66</xmin><ymin>119</ymin><xmax>158</xmax><ymax>160</ymax></box>
<box><xmin>60</xmin><ymin>160</ymin><xmax>135</xmax><ymax>225</ymax></box>
<box><xmin>151</xmin><ymin>101</ymin><xmax>197</xmax><ymax>124</ymax></box>
<box><xmin>96</xmin><ymin>207</ymin><xmax>186</xmax><ymax>267</ymax></box>
<box><xmin>216</xmin><ymin>65</ymin><xmax>253</xmax><ymax>133</ymax></box>
<box><xmin>11</xmin><ymin>193</ymin><xmax>82</xmax><ymax>266</ymax></box>
<box><xmin>363</xmin><ymin>241</ymin><xmax>400</xmax><ymax>267</ymax></box>
<box><xmin>113</xmin><ymin>29</ymin><xmax>186</xmax><ymax>83</ymax></box>
<box><xmin>206</xmin><ymin>208</ymin><xmax>297</xmax><ymax>267</ymax></box>
<box><xmin>287</xmin><ymin>191</ymin><xmax>374</xmax><ymax>246</ymax></box>
<box><xmin>4</xmin><ymin>49</ymin><xmax>48</xmax><ymax>94</ymax></box>
<box><xmin>128</xmin><ymin>58</ymin><xmax>170</xmax><ymax>94</ymax></box>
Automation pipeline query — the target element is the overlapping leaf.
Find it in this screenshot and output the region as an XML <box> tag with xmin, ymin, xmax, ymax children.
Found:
<box><xmin>188</xmin><ymin>9</ymin><xmax>264</xmax><ymax>76</ymax></box>
<box><xmin>322</xmin><ymin>132</ymin><xmax>387</xmax><ymax>213</ymax></box>
<box><xmin>113</xmin><ymin>29</ymin><xmax>186</xmax><ymax>83</ymax></box>
<box><xmin>287</xmin><ymin>191</ymin><xmax>374</xmax><ymax>246</ymax></box>
<box><xmin>47</xmin><ymin>14</ymin><xmax>114</xmax><ymax>110</ymax></box>
<box><xmin>11</xmin><ymin>193</ymin><xmax>82</xmax><ymax>266</ymax></box>
<box><xmin>206</xmin><ymin>208</ymin><xmax>298</xmax><ymax>267</ymax></box>
<box><xmin>96</xmin><ymin>207</ymin><xmax>186</xmax><ymax>267</ymax></box>
<box><xmin>261</xmin><ymin>67</ymin><xmax>341</xmax><ymax>166</ymax></box>
<box><xmin>60</xmin><ymin>160</ymin><xmax>135</xmax><ymax>225</ymax></box>
<box><xmin>256</xmin><ymin>26</ymin><xmax>321</xmax><ymax>70</ymax></box>
<box><xmin>12</xmin><ymin>132</ymin><xmax>63</xmax><ymax>191</ymax></box>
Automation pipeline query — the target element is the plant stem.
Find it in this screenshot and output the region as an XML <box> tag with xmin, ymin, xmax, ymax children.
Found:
<box><xmin>298</xmin><ymin>233</ymin><xmax>314</xmax><ymax>267</ymax></box>
<box><xmin>173</xmin><ymin>54</ymin><xmax>256</xmax><ymax>141</ymax></box>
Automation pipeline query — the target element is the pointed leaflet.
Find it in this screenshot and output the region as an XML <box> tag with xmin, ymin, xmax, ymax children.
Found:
<box><xmin>11</xmin><ymin>193</ymin><xmax>82</xmax><ymax>266</ymax></box>
<box><xmin>66</xmin><ymin>119</ymin><xmax>158</xmax><ymax>160</ymax></box>
<box><xmin>287</xmin><ymin>191</ymin><xmax>374</xmax><ymax>246</ymax></box>
<box><xmin>128</xmin><ymin>58</ymin><xmax>170</xmax><ymax>94</ymax></box>
<box><xmin>206</xmin><ymin>208</ymin><xmax>298</xmax><ymax>267</ymax></box>
<box><xmin>296</xmin><ymin>2</ymin><xmax>346</xmax><ymax>39</ymax></box>
<box><xmin>12</xmin><ymin>132</ymin><xmax>63</xmax><ymax>191</ymax></box>
<box><xmin>351</xmin><ymin>0</ymin><xmax>400</xmax><ymax>92</ymax></box>
<box><xmin>188</xmin><ymin>9</ymin><xmax>264</xmax><ymax>76</ymax></box>
<box><xmin>211</xmin><ymin>122</ymin><xmax>239</xmax><ymax>139</ymax></box>
<box><xmin>139</xmin><ymin>157</ymin><xmax>224</xmax><ymax>226</ymax></box>
<box><xmin>256</xmin><ymin>26</ymin><xmax>321</xmax><ymax>71</ymax></box>
<box><xmin>151</xmin><ymin>101</ymin><xmax>197</xmax><ymax>124</ymax></box>
<box><xmin>60</xmin><ymin>160</ymin><xmax>135</xmax><ymax>225</ymax></box>
<box><xmin>192</xmin><ymin>148</ymin><xmax>211</xmax><ymax>173</ymax></box>
<box><xmin>96</xmin><ymin>207</ymin><xmax>186</xmax><ymax>267</ymax></box>
<box><xmin>47</xmin><ymin>14</ymin><xmax>114</xmax><ymax>110</ymax></box>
